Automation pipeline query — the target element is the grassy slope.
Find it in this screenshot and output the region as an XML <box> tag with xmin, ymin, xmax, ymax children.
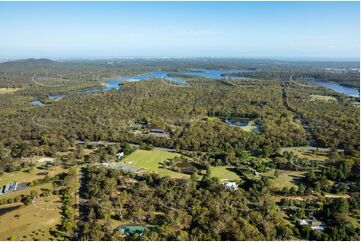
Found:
<box><xmin>122</xmin><ymin>149</ymin><xmax>189</xmax><ymax>179</ymax></box>
<box><xmin>0</xmin><ymin>166</ymin><xmax>65</xmax><ymax>187</ymax></box>
<box><xmin>265</xmin><ymin>169</ymin><xmax>305</xmax><ymax>190</ymax></box>
<box><xmin>210</xmin><ymin>166</ymin><xmax>240</xmax><ymax>182</ymax></box>
<box><xmin>0</xmin><ymin>195</ymin><xmax>61</xmax><ymax>240</ymax></box>
<box><xmin>291</xmin><ymin>150</ymin><xmax>328</xmax><ymax>161</ymax></box>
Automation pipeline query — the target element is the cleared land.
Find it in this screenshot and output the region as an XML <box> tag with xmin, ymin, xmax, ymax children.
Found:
<box><xmin>0</xmin><ymin>195</ymin><xmax>61</xmax><ymax>240</ymax></box>
<box><xmin>122</xmin><ymin>149</ymin><xmax>189</xmax><ymax>179</ymax></box>
<box><xmin>310</xmin><ymin>94</ymin><xmax>337</xmax><ymax>102</ymax></box>
<box><xmin>265</xmin><ymin>169</ymin><xmax>305</xmax><ymax>190</ymax></box>
<box><xmin>0</xmin><ymin>166</ymin><xmax>65</xmax><ymax>187</ymax></box>
<box><xmin>122</xmin><ymin>150</ymin><xmax>241</xmax><ymax>181</ymax></box>
<box><xmin>291</xmin><ymin>150</ymin><xmax>328</xmax><ymax>161</ymax></box>
<box><xmin>209</xmin><ymin>166</ymin><xmax>240</xmax><ymax>182</ymax></box>
<box><xmin>0</xmin><ymin>88</ymin><xmax>21</xmax><ymax>94</ymax></box>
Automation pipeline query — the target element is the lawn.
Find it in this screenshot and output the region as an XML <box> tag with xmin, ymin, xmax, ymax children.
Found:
<box><xmin>0</xmin><ymin>195</ymin><xmax>61</xmax><ymax>240</ymax></box>
<box><xmin>209</xmin><ymin>166</ymin><xmax>240</xmax><ymax>182</ymax></box>
<box><xmin>265</xmin><ymin>169</ymin><xmax>305</xmax><ymax>190</ymax></box>
<box><xmin>122</xmin><ymin>149</ymin><xmax>189</xmax><ymax>179</ymax></box>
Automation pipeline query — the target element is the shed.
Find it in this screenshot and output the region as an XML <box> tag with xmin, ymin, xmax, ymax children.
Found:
<box><xmin>116</xmin><ymin>150</ymin><xmax>125</xmax><ymax>159</ymax></box>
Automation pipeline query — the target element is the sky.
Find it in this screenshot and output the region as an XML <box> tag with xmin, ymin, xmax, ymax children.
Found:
<box><xmin>0</xmin><ymin>1</ymin><xmax>359</xmax><ymax>60</ymax></box>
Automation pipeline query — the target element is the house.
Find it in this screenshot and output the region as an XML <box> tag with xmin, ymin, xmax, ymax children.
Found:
<box><xmin>298</xmin><ymin>219</ymin><xmax>325</xmax><ymax>231</ymax></box>
<box><xmin>254</xmin><ymin>171</ymin><xmax>263</xmax><ymax>178</ymax></box>
<box><xmin>310</xmin><ymin>220</ymin><xmax>325</xmax><ymax>231</ymax></box>
<box><xmin>118</xmin><ymin>226</ymin><xmax>145</xmax><ymax>235</ymax></box>
<box><xmin>299</xmin><ymin>219</ymin><xmax>308</xmax><ymax>226</ymax></box>
<box><xmin>225</xmin><ymin>181</ymin><xmax>238</xmax><ymax>191</ymax></box>
<box><xmin>116</xmin><ymin>150</ymin><xmax>124</xmax><ymax>159</ymax></box>
<box><xmin>0</xmin><ymin>182</ymin><xmax>17</xmax><ymax>195</ymax></box>
<box><xmin>149</xmin><ymin>128</ymin><xmax>170</xmax><ymax>138</ymax></box>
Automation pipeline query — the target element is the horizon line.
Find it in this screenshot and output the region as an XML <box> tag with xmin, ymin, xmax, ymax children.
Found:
<box><xmin>1</xmin><ymin>56</ymin><xmax>360</xmax><ymax>62</ymax></box>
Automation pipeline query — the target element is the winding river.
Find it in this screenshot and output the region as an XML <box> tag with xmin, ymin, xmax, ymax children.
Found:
<box><xmin>308</xmin><ymin>80</ymin><xmax>359</xmax><ymax>97</ymax></box>
<box><xmin>31</xmin><ymin>68</ymin><xmax>359</xmax><ymax>105</ymax></box>
<box><xmin>31</xmin><ymin>69</ymin><xmax>254</xmax><ymax>103</ymax></box>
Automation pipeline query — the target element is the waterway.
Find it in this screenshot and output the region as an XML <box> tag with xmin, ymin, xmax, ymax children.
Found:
<box><xmin>309</xmin><ymin>80</ymin><xmax>359</xmax><ymax>97</ymax></box>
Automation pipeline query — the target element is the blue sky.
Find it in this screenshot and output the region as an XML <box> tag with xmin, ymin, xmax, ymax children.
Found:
<box><xmin>0</xmin><ymin>1</ymin><xmax>359</xmax><ymax>59</ymax></box>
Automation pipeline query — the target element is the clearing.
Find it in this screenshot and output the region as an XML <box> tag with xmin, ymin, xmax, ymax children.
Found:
<box><xmin>209</xmin><ymin>166</ymin><xmax>240</xmax><ymax>182</ymax></box>
<box><xmin>122</xmin><ymin>149</ymin><xmax>189</xmax><ymax>179</ymax></box>
<box><xmin>0</xmin><ymin>195</ymin><xmax>61</xmax><ymax>240</ymax></box>
<box><xmin>290</xmin><ymin>150</ymin><xmax>328</xmax><ymax>162</ymax></box>
<box><xmin>0</xmin><ymin>88</ymin><xmax>21</xmax><ymax>94</ymax></box>
<box><xmin>265</xmin><ymin>169</ymin><xmax>305</xmax><ymax>190</ymax></box>
<box><xmin>0</xmin><ymin>166</ymin><xmax>65</xmax><ymax>187</ymax></box>
<box><xmin>310</xmin><ymin>95</ymin><xmax>337</xmax><ymax>102</ymax></box>
<box><xmin>239</xmin><ymin>120</ymin><xmax>260</xmax><ymax>133</ymax></box>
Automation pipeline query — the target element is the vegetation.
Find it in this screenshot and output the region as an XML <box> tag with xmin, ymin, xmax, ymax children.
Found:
<box><xmin>0</xmin><ymin>58</ymin><xmax>359</xmax><ymax>241</ymax></box>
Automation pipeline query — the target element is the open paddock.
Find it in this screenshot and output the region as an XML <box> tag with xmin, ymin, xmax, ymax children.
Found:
<box><xmin>310</xmin><ymin>94</ymin><xmax>337</xmax><ymax>102</ymax></box>
<box><xmin>0</xmin><ymin>195</ymin><xmax>61</xmax><ymax>240</ymax></box>
<box><xmin>209</xmin><ymin>166</ymin><xmax>240</xmax><ymax>182</ymax></box>
<box><xmin>122</xmin><ymin>149</ymin><xmax>189</xmax><ymax>179</ymax></box>
<box><xmin>0</xmin><ymin>88</ymin><xmax>22</xmax><ymax>94</ymax></box>
<box><xmin>265</xmin><ymin>169</ymin><xmax>305</xmax><ymax>190</ymax></box>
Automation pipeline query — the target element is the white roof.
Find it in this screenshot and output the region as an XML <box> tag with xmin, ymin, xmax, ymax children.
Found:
<box><xmin>299</xmin><ymin>219</ymin><xmax>308</xmax><ymax>226</ymax></box>
<box><xmin>225</xmin><ymin>182</ymin><xmax>238</xmax><ymax>190</ymax></box>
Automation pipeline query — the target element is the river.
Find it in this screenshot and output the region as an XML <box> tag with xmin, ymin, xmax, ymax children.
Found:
<box><xmin>309</xmin><ymin>80</ymin><xmax>359</xmax><ymax>97</ymax></box>
<box><xmin>31</xmin><ymin>68</ymin><xmax>359</xmax><ymax>106</ymax></box>
<box><xmin>31</xmin><ymin>69</ymin><xmax>253</xmax><ymax>105</ymax></box>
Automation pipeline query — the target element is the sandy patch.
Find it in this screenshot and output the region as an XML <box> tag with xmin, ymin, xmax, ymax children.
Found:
<box><xmin>37</xmin><ymin>157</ymin><xmax>55</xmax><ymax>163</ymax></box>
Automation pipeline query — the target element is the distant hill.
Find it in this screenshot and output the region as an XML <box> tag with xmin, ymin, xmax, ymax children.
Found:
<box><xmin>0</xmin><ymin>58</ymin><xmax>61</xmax><ymax>72</ymax></box>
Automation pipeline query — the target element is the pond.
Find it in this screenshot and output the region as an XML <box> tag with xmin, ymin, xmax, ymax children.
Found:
<box><xmin>224</xmin><ymin>118</ymin><xmax>260</xmax><ymax>133</ymax></box>
<box><xmin>49</xmin><ymin>94</ymin><xmax>65</xmax><ymax>100</ymax></box>
<box><xmin>31</xmin><ymin>100</ymin><xmax>44</xmax><ymax>106</ymax></box>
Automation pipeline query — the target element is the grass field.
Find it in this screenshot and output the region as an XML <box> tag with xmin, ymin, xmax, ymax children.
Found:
<box><xmin>291</xmin><ymin>150</ymin><xmax>328</xmax><ymax>161</ymax></box>
<box><xmin>122</xmin><ymin>149</ymin><xmax>189</xmax><ymax>179</ymax></box>
<box><xmin>265</xmin><ymin>169</ymin><xmax>305</xmax><ymax>190</ymax></box>
<box><xmin>123</xmin><ymin>150</ymin><xmax>242</xmax><ymax>181</ymax></box>
<box><xmin>0</xmin><ymin>166</ymin><xmax>65</xmax><ymax>187</ymax></box>
<box><xmin>0</xmin><ymin>88</ymin><xmax>21</xmax><ymax>94</ymax></box>
<box><xmin>0</xmin><ymin>195</ymin><xmax>61</xmax><ymax>240</ymax></box>
<box><xmin>209</xmin><ymin>166</ymin><xmax>240</xmax><ymax>182</ymax></box>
